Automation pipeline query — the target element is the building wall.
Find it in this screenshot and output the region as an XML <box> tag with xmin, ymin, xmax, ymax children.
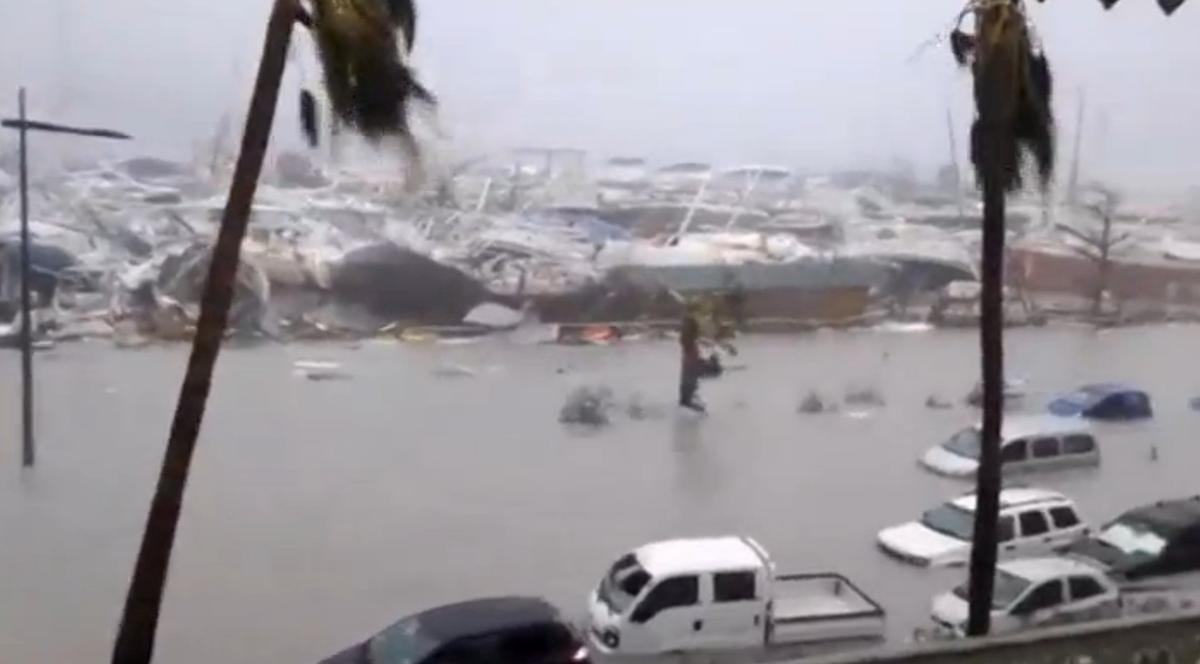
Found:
<box><xmin>1009</xmin><ymin>247</ymin><xmax>1200</xmax><ymax>304</ymax></box>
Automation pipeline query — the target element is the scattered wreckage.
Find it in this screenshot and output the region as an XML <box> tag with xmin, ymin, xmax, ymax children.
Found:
<box><xmin>2</xmin><ymin>148</ymin><xmax>1198</xmax><ymax>347</ymax></box>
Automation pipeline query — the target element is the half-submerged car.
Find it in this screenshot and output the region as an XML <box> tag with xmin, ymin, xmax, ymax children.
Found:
<box><xmin>1067</xmin><ymin>496</ymin><xmax>1200</xmax><ymax>586</ymax></box>
<box><xmin>320</xmin><ymin>597</ymin><xmax>588</xmax><ymax>664</ymax></box>
<box><xmin>878</xmin><ymin>487</ymin><xmax>1088</xmax><ymax>567</ymax></box>
<box><xmin>920</xmin><ymin>415</ymin><xmax>1099</xmax><ymax>478</ymax></box>
<box><xmin>1048</xmin><ymin>383</ymin><xmax>1153</xmax><ymax>421</ymax></box>
<box><xmin>930</xmin><ymin>557</ymin><xmax>1120</xmax><ymax>637</ymax></box>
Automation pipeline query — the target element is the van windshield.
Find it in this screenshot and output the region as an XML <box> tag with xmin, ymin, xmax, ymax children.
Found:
<box><xmin>943</xmin><ymin>427</ymin><xmax>981</xmax><ymax>460</ymax></box>
<box><xmin>598</xmin><ymin>554</ymin><xmax>651</xmax><ymax>615</ymax></box>
<box><xmin>921</xmin><ymin>503</ymin><xmax>974</xmax><ymax>541</ymax></box>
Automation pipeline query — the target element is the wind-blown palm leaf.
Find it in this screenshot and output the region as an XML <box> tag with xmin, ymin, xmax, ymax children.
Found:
<box><xmin>385</xmin><ymin>0</ymin><xmax>417</xmax><ymax>52</ymax></box>
<box><xmin>955</xmin><ymin>1</ymin><xmax>1055</xmax><ymax>192</ymax></box>
<box><xmin>301</xmin><ymin>0</ymin><xmax>434</xmax><ymax>151</ymax></box>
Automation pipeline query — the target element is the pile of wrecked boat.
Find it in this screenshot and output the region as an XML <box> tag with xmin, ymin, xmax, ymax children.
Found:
<box><xmin>2</xmin><ymin>149</ymin><xmax>1198</xmax><ymax>348</ymax></box>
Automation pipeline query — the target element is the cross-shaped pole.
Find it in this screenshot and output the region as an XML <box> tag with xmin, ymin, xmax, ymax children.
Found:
<box><xmin>2</xmin><ymin>88</ymin><xmax>130</xmax><ymax>467</ymax></box>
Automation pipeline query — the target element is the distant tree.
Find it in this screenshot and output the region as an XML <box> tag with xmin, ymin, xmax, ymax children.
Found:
<box><xmin>1057</xmin><ymin>186</ymin><xmax>1132</xmax><ymax>316</ymax></box>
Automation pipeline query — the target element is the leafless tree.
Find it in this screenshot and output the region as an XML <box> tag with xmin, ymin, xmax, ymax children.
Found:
<box><xmin>1058</xmin><ymin>185</ymin><xmax>1132</xmax><ymax>317</ymax></box>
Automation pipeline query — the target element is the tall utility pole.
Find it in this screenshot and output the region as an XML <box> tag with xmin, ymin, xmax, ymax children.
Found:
<box><xmin>946</xmin><ymin>108</ymin><xmax>966</xmax><ymax>222</ymax></box>
<box><xmin>1066</xmin><ymin>91</ymin><xmax>1086</xmax><ymax>208</ymax></box>
<box><xmin>2</xmin><ymin>89</ymin><xmax>130</xmax><ymax>468</ymax></box>
<box><xmin>111</xmin><ymin>1</ymin><xmax>298</xmax><ymax>661</ymax></box>
<box><xmin>16</xmin><ymin>90</ymin><xmax>32</xmax><ymax>468</ymax></box>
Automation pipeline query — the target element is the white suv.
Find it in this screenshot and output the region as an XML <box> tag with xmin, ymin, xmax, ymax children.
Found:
<box><xmin>877</xmin><ymin>488</ymin><xmax>1089</xmax><ymax>567</ymax></box>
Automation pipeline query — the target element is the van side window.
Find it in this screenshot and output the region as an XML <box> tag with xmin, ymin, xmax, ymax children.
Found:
<box><xmin>1063</xmin><ymin>435</ymin><xmax>1096</xmax><ymax>455</ymax></box>
<box><xmin>1019</xmin><ymin>511</ymin><xmax>1050</xmax><ymax>537</ymax></box>
<box><xmin>1031</xmin><ymin>437</ymin><xmax>1059</xmax><ymax>459</ymax></box>
<box><xmin>999</xmin><ymin>516</ymin><xmax>1016</xmax><ymax>542</ymax></box>
<box><xmin>714</xmin><ymin>572</ymin><xmax>757</xmax><ymax>603</ymax></box>
<box><xmin>631</xmin><ymin>576</ymin><xmax>699</xmax><ymax>623</ymax></box>
<box><xmin>1068</xmin><ymin>576</ymin><xmax>1106</xmax><ymax>601</ymax></box>
<box><xmin>1001</xmin><ymin>440</ymin><xmax>1028</xmax><ymax>463</ymax></box>
<box><xmin>1050</xmin><ymin>506</ymin><xmax>1081</xmax><ymax>529</ymax></box>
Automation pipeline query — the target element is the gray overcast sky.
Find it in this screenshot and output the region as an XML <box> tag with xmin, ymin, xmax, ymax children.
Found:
<box><xmin>0</xmin><ymin>1</ymin><xmax>1196</xmax><ymax>191</ymax></box>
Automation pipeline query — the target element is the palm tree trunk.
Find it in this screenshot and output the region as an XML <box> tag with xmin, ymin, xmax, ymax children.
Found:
<box><xmin>111</xmin><ymin>2</ymin><xmax>298</xmax><ymax>662</ymax></box>
<box><xmin>967</xmin><ymin>177</ymin><xmax>1006</xmax><ymax>637</ymax></box>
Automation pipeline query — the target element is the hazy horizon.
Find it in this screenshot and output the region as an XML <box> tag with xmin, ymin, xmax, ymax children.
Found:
<box><xmin>1</xmin><ymin>1</ymin><xmax>1197</xmax><ymax>195</ymax></box>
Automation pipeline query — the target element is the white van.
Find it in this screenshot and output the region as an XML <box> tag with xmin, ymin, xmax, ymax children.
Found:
<box><xmin>877</xmin><ymin>488</ymin><xmax>1089</xmax><ymax>567</ymax></box>
<box><xmin>920</xmin><ymin>416</ymin><xmax>1099</xmax><ymax>479</ymax></box>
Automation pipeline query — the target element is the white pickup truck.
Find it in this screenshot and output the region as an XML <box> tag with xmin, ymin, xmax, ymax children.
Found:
<box><xmin>587</xmin><ymin>536</ymin><xmax>885</xmax><ymax>659</ymax></box>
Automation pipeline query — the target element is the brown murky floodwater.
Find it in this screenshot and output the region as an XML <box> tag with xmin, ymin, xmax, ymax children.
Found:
<box><xmin>2</xmin><ymin>325</ymin><xmax>1199</xmax><ymax>663</ymax></box>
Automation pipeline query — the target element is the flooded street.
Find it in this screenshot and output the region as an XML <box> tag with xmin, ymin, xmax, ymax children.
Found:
<box><xmin>3</xmin><ymin>325</ymin><xmax>1200</xmax><ymax>663</ymax></box>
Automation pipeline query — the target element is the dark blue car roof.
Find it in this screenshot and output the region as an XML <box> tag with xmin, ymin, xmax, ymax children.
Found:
<box><xmin>1048</xmin><ymin>384</ymin><xmax>1149</xmax><ymax>416</ymax></box>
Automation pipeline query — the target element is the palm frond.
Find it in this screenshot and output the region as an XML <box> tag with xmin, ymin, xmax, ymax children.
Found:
<box><xmin>950</xmin><ymin>29</ymin><xmax>976</xmax><ymax>65</ymax></box>
<box><xmin>955</xmin><ymin>1</ymin><xmax>1055</xmax><ymax>193</ymax></box>
<box><xmin>385</xmin><ymin>0</ymin><xmax>417</xmax><ymax>52</ymax></box>
<box><xmin>305</xmin><ymin>0</ymin><xmax>435</xmax><ymax>151</ymax></box>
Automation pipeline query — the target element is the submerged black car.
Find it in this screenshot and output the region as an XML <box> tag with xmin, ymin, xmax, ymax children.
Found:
<box><xmin>320</xmin><ymin>596</ymin><xmax>589</xmax><ymax>664</ymax></box>
<box><xmin>1067</xmin><ymin>497</ymin><xmax>1200</xmax><ymax>580</ymax></box>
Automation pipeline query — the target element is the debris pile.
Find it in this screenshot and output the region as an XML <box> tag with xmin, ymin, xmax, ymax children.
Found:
<box><xmin>559</xmin><ymin>385</ymin><xmax>616</xmax><ymax>427</ymax></box>
<box><xmin>798</xmin><ymin>390</ymin><xmax>837</xmax><ymax>415</ymax></box>
<box><xmin>3</xmin><ymin>147</ymin><xmax>1198</xmax><ymax>348</ymax></box>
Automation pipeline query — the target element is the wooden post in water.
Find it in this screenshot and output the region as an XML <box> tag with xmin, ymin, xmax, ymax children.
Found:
<box><xmin>16</xmin><ymin>88</ymin><xmax>33</xmax><ymax>467</ymax></box>
<box><xmin>110</xmin><ymin>1</ymin><xmax>298</xmax><ymax>662</ymax></box>
<box><xmin>2</xmin><ymin>90</ymin><xmax>130</xmax><ymax>468</ymax></box>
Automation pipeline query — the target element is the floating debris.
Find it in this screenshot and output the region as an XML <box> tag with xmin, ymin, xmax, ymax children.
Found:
<box><xmin>293</xmin><ymin>360</ymin><xmax>349</xmax><ymax>381</ymax></box>
<box><xmin>798</xmin><ymin>390</ymin><xmax>837</xmax><ymax>415</ymax></box>
<box><xmin>965</xmin><ymin>378</ymin><xmax>1027</xmax><ymax>408</ymax></box>
<box><xmin>844</xmin><ymin>386</ymin><xmax>885</xmax><ymax>408</ymax></box>
<box><xmin>432</xmin><ymin>362</ymin><xmax>477</xmax><ymax>378</ymax></box>
<box><xmin>925</xmin><ymin>394</ymin><xmax>953</xmax><ymax>410</ymax></box>
<box><xmin>559</xmin><ymin>385</ymin><xmax>615</xmax><ymax>427</ymax></box>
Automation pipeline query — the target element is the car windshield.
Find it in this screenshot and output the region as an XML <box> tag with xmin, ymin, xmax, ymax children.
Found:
<box><xmin>1050</xmin><ymin>389</ymin><xmax>1103</xmax><ymax>415</ymax></box>
<box><xmin>367</xmin><ymin>615</ymin><xmax>441</xmax><ymax>664</ymax></box>
<box><xmin>598</xmin><ymin>554</ymin><xmax>651</xmax><ymax>615</ymax></box>
<box><xmin>1098</xmin><ymin>518</ymin><xmax>1169</xmax><ymax>558</ymax></box>
<box><xmin>953</xmin><ymin>569</ymin><xmax>1031</xmax><ymax>610</ymax></box>
<box><xmin>920</xmin><ymin>503</ymin><xmax>974</xmax><ymax>541</ymax></box>
<box><xmin>943</xmin><ymin>427</ymin><xmax>981</xmax><ymax>460</ymax></box>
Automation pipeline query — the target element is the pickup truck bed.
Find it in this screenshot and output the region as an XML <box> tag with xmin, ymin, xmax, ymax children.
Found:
<box><xmin>769</xmin><ymin>574</ymin><xmax>886</xmax><ymax>646</ymax></box>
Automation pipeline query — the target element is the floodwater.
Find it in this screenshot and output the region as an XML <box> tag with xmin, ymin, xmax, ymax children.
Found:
<box><xmin>3</xmin><ymin>325</ymin><xmax>1200</xmax><ymax>663</ymax></box>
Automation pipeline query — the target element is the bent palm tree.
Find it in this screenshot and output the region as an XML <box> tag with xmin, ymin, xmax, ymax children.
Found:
<box><xmin>111</xmin><ymin>2</ymin><xmax>431</xmax><ymax>662</ymax></box>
